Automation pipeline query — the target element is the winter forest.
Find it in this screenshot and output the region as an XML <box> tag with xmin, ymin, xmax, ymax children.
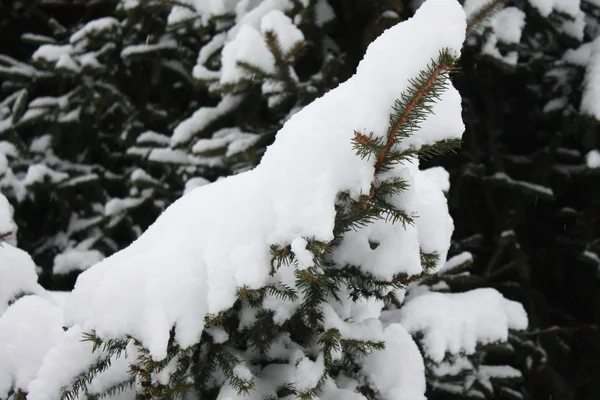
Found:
<box><xmin>0</xmin><ymin>0</ymin><xmax>599</xmax><ymax>399</ymax></box>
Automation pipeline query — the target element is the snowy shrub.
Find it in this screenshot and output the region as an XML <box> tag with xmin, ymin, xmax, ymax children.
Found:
<box><xmin>0</xmin><ymin>1</ymin><xmax>528</xmax><ymax>399</ymax></box>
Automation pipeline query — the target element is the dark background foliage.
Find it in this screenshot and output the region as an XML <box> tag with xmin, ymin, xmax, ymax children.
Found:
<box><xmin>0</xmin><ymin>0</ymin><xmax>598</xmax><ymax>399</ymax></box>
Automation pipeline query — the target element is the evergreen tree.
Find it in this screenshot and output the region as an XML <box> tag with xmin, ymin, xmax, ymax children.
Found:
<box><xmin>130</xmin><ymin>0</ymin><xmax>344</xmax><ymax>195</ymax></box>
<box><xmin>0</xmin><ymin>2</ymin><xmax>529</xmax><ymax>399</ymax></box>
<box><xmin>1</xmin><ymin>0</ymin><xmax>599</xmax><ymax>399</ymax></box>
<box><xmin>0</xmin><ymin>0</ymin><xmax>205</xmax><ymax>288</ymax></box>
<box><xmin>434</xmin><ymin>0</ymin><xmax>600</xmax><ymax>399</ymax></box>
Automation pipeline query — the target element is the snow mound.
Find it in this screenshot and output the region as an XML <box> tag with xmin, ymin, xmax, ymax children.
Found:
<box><xmin>387</xmin><ymin>288</ymin><xmax>528</xmax><ymax>362</ymax></box>
<box><xmin>0</xmin><ymin>296</ymin><xmax>63</xmax><ymax>398</ymax></box>
<box><xmin>0</xmin><ymin>243</ymin><xmax>43</xmax><ymax>316</ymax></box>
<box><xmin>60</xmin><ymin>0</ymin><xmax>466</xmax><ymax>363</ymax></box>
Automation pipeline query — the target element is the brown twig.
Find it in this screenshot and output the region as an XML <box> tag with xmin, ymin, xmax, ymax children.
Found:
<box><xmin>466</xmin><ymin>0</ymin><xmax>507</xmax><ymax>34</ymax></box>
<box><xmin>375</xmin><ymin>63</ymin><xmax>455</xmax><ymax>172</ymax></box>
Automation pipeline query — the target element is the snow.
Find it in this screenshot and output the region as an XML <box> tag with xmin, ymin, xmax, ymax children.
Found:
<box><xmin>385</xmin><ymin>288</ymin><xmax>528</xmax><ymax>362</ymax></box>
<box><xmin>422</xmin><ymin>166</ymin><xmax>450</xmax><ymax>192</ymax></box>
<box><xmin>0</xmin><ymin>296</ymin><xmax>64</xmax><ymax>398</ymax></box>
<box><xmin>586</xmin><ymin>150</ymin><xmax>600</xmax><ymax>168</ymax></box>
<box><xmin>437</xmin><ymin>251</ymin><xmax>473</xmax><ymax>274</ymax></box>
<box><xmin>171</xmin><ymin>95</ymin><xmax>243</xmax><ymax>146</ymax></box>
<box><xmin>220</xmin><ymin>25</ymin><xmax>275</xmax><ymax>84</ymax></box>
<box><xmin>21</xmin><ymin>34</ymin><xmax>56</xmax><ymax>45</ymax></box>
<box><xmin>491</xmin><ymin>172</ymin><xmax>554</xmax><ymax>197</ymax></box>
<box><xmin>50</xmin><ymin>0</ymin><xmax>466</xmax><ymax>364</ymax></box>
<box><xmin>528</xmin><ymin>0</ymin><xmax>584</xmax><ymax>39</ymax></box>
<box><xmin>558</xmin><ymin>9</ymin><xmax>585</xmax><ymax>40</ymax></box>
<box><xmin>463</xmin><ymin>0</ymin><xmax>490</xmax><ymax>20</ymax></box>
<box><xmin>290</xmin><ymin>237</ymin><xmax>313</xmax><ymax>269</ymax></box>
<box><xmin>131</xmin><ymin>168</ymin><xmax>157</xmax><ymax>184</ymax></box>
<box><xmin>0</xmin><ymin>194</ymin><xmax>16</xmax><ymax>238</ymax></box>
<box><xmin>581</xmin><ymin>37</ymin><xmax>600</xmax><ymax>120</ymax></box>
<box><xmin>582</xmin><ymin>250</ymin><xmax>600</xmax><ymax>265</ymax></box>
<box><xmin>0</xmin><ymin>243</ymin><xmax>43</xmax><ymax>316</ymax></box>
<box><xmin>0</xmin><ymin>2</ymin><xmax>529</xmax><ymax>398</ymax></box>
<box><xmin>136</xmin><ymin>130</ymin><xmax>170</xmax><ymax>145</ymax></box>
<box><xmin>32</xmin><ymin>45</ymin><xmax>70</xmax><ymax>63</ymax></box>
<box><xmin>315</xmin><ymin>0</ymin><xmax>335</xmax><ymax>26</ymax></box>
<box><xmin>168</xmin><ymin>0</ymin><xmax>237</xmax><ymax>26</ymax></box>
<box><xmin>482</xmin><ymin>7</ymin><xmax>526</xmax><ymax>66</ymax></box>
<box><xmin>184</xmin><ymin>177</ymin><xmax>211</xmax><ymax>195</ymax></box>
<box><xmin>70</xmin><ymin>17</ymin><xmax>121</xmax><ymax>45</ymax></box>
<box><xmin>23</xmin><ymin>164</ymin><xmax>69</xmax><ymax>187</ymax></box>
<box><xmin>528</xmin><ymin>0</ymin><xmax>556</xmax><ymax>18</ymax></box>
<box><xmin>56</xmin><ymin>54</ymin><xmax>80</xmax><ymax>72</ymax></box>
<box><xmin>148</xmin><ymin>148</ymin><xmax>222</xmax><ymax>167</ymax></box>
<box><xmin>232</xmin><ymin>0</ymin><xmax>293</xmax><ymax>39</ymax></box>
<box><xmin>493</xmin><ymin>7</ymin><xmax>526</xmax><ymax>44</ymax></box>
<box><xmin>105</xmin><ymin>197</ymin><xmax>144</xmax><ymax>217</ymax></box>
<box><xmin>53</xmin><ymin>250</ymin><xmax>105</xmax><ymax>275</ymax></box>
<box><xmin>193</xmin><ymin>33</ymin><xmax>227</xmax><ymax>80</ymax></box>
<box><xmin>362</xmin><ymin>324</ymin><xmax>426</xmax><ymax>400</ymax></box>
<box><xmin>564</xmin><ymin>42</ymin><xmax>592</xmax><ymax>66</ymax></box>
<box><xmin>121</xmin><ymin>39</ymin><xmax>177</xmax><ymax>59</ymax></box>
<box><xmin>27</xmin><ymin>326</ymin><xmax>106</xmax><ymax>400</ymax></box>
<box><xmin>0</xmin><ymin>152</ymin><xmax>7</xmax><ymax>176</ymax></box>
<box><xmin>29</xmin><ymin>135</ymin><xmax>52</xmax><ymax>153</ymax></box>
<box><xmin>192</xmin><ymin>128</ymin><xmax>260</xmax><ymax>157</ymax></box>
<box><xmin>260</xmin><ymin>10</ymin><xmax>304</xmax><ymax>54</ymax></box>
<box><xmin>292</xmin><ymin>355</ymin><xmax>325</xmax><ymax>391</ymax></box>
<box><xmin>479</xmin><ymin>365</ymin><xmax>521</xmax><ymax>379</ymax></box>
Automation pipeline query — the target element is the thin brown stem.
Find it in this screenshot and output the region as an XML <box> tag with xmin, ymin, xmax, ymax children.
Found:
<box><xmin>375</xmin><ymin>63</ymin><xmax>455</xmax><ymax>172</ymax></box>
<box><xmin>466</xmin><ymin>0</ymin><xmax>507</xmax><ymax>34</ymax></box>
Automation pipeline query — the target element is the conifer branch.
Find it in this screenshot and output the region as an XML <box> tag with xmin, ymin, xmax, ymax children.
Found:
<box><xmin>375</xmin><ymin>49</ymin><xmax>458</xmax><ymax>172</ymax></box>
<box><xmin>264</xmin><ymin>31</ymin><xmax>302</xmax><ymax>92</ymax></box>
<box><xmin>466</xmin><ymin>0</ymin><xmax>507</xmax><ymax>34</ymax></box>
<box><xmin>0</xmin><ymin>231</ymin><xmax>11</xmax><ymax>244</ymax></box>
<box><xmin>420</xmin><ymin>251</ymin><xmax>441</xmax><ymax>272</ymax></box>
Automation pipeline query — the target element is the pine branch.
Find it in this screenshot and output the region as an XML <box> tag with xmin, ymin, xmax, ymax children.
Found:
<box><xmin>96</xmin><ymin>378</ymin><xmax>136</xmax><ymax>400</ymax></box>
<box><xmin>341</xmin><ymin>338</ymin><xmax>385</xmax><ymax>356</ymax></box>
<box><xmin>420</xmin><ymin>250</ymin><xmax>441</xmax><ymax>273</ymax></box>
<box><xmin>466</xmin><ymin>0</ymin><xmax>508</xmax><ymax>34</ymax></box>
<box><xmin>263</xmin><ymin>31</ymin><xmax>302</xmax><ymax>92</ymax></box>
<box><xmin>374</xmin><ymin>49</ymin><xmax>458</xmax><ymax>173</ymax></box>
<box><xmin>0</xmin><ymin>231</ymin><xmax>12</xmax><ymax>245</ymax></box>
<box><xmin>214</xmin><ymin>346</ymin><xmax>255</xmax><ymax>394</ymax></box>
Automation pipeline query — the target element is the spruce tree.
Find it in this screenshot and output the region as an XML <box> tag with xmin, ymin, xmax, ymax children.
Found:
<box><xmin>0</xmin><ymin>1</ymin><xmax>529</xmax><ymax>399</ymax></box>
<box><xmin>131</xmin><ymin>0</ymin><xmax>343</xmax><ymax>193</ymax></box>
<box><xmin>436</xmin><ymin>0</ymin><xmax>600</xmax><ymax>398</ymax></box>
<box><xmin>0</xmin><ymin>0</ymin><xmax>204</xmax><ymax>289</ymax></box>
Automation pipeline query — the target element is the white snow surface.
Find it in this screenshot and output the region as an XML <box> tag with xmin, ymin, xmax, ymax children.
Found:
<box><xmin>0</xmin><ymin>243</ymin><xmax>43</xmax><ymax>316</ymax></box>
<box><xmin>220</xmin><ymin>25</ymin><xmax>275</xmax><ymax>84</ymax></box>
<box><xmin>422</xmin><ymin>166</ymin><xmax>450</xmax><ymax>192</ymax></box>
<box><xmin>564</xmin><ymin>42</ymin><xmax>592</xmax><ymax>66</ymax></box>
<box><xmin>171</xmin><ymin>95</ymin><xmax>242</xmax><ymax>146</ymax></box>
<box><xmin>0</xmin><ymin>193</ymin><xmax>16</xmax><ymax>238</ymax></box>
<box><xmin>586</xmin><ymin>149</ymin><xmax>600</xmax><ymax>168</ymax></box>
<box><xmin>0</xmin><ymin>296</ymin><xmax>63</xmax><ymax>398</ymax></box>
<box><xmin>53</xmin><ymin>250</ymin><xmax>105</xmax><ymax>275</ymax></box>
<box><xmin>528</xmin><ymin>0</ymin><xmax>581</xmax><ymax>18</ymax></box>
<box><xmin>493</xmin><ymin>7</ymin><xmax>526</xmax><ymax>45</ymax></box>
<box><xmin>362</xmin><ymin>324</ymin><xmax>426</xmax><ymax>400</ymax></box>
<box><xmin>58</xmin><ymin>0</ymin><xmax>467</xmax><ymax>363</ymax></box>
<box><xmin>482</xmin><ymin>7</ymin><xmax>526</xmax><ymax>66</ymax></box>
<box><xmin>384</xmin><ymin>288</ymin><xmax>528</xmax><ymax>362</ymax></box>
<box><xmin>260</xmin><ymin>10</ymin><xmax>304</xmax><ymax>54</ymax></box>
<box><xmin>581</xmin><ymin>37</ymin><xmax>600</xmax><ymax>120</ymax></box>
<box><xmin>32</xmin><ymin>45</ymin><xmax>70</xmax><ymax>63</ymax></box>
<box><xmin>0</xmin><ymin>3</ymin><xmax>530</xmax><ymax>398</ymax></box>
<box><xmin>70</xmin><ymin>17</ymin><xmax>121</xmax><ymax>45</ymax></box>
<box><xmin>23</xmin><ymin>164</ymin><xmax>69</xmax><ymax>187</ymax></box>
